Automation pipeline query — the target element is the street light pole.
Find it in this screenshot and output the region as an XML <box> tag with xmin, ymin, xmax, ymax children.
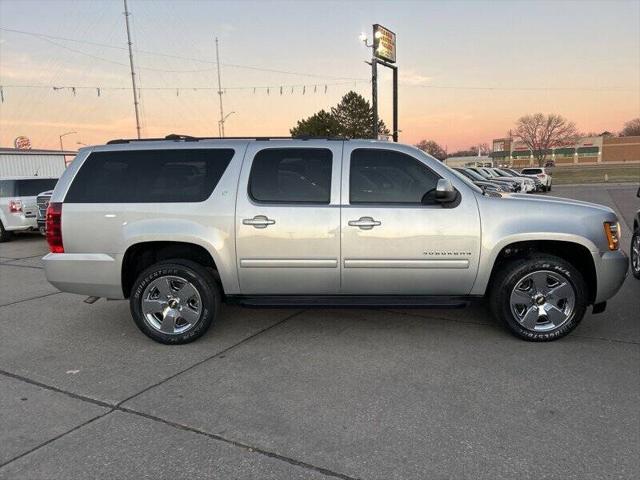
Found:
<box><xmin>59</xmin><ymin>131</ymin><xmax>77</xmax><ymax>151</ymax></box>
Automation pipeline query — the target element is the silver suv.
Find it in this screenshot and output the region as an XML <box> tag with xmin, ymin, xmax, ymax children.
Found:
<box><xmin>0</xmin><ymin>176</ymin><xmax>58</xmax><ymax>242</ymax></box>
<box><xmin>43</xmin><ymin>137</ymin><xmax>628</xmax><ymax>344</ymax></box>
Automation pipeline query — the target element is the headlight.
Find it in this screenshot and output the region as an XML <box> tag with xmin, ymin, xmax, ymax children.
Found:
<box><xmin>603</xmin><ymin>222</ymin><xmax>620</xmax><ymax>251</ymax></box>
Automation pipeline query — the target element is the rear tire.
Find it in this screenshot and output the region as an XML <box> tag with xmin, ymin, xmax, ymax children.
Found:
<box><xmin>490</xmin><ymin>254</ymin><xmax>587</xmax><ymax>341</ymax></box>
<box><xmin>130</xmin><ymin>259</ymin><xmax>220</xmax><ymax>344</ymax></box>
<box><xmin>0</xmin><ymin>221</ymin><xmax>13</xmax><ymax>242</ymax></box>
<box><xmin>631</xmin><ymin>229</ymin><xmax>640</xmax><ymax>280</ymax></box>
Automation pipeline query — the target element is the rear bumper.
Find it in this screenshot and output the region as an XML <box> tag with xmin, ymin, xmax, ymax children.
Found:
<box><xmin>3</xmin><ymin>213</ymin><xmax>37</xmax><ymax>231</ymax></box>
<box><xmin>593</xmin><ymin>250</ymin><xmax>628</xmax><ymax>304</ymax></box>
<box><xmin>43</xmin><ymin>253</ymin><xmax>124</xmax><ymax>299</ymax></box>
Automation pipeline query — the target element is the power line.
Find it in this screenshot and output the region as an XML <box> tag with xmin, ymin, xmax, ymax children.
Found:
<box><xmin>0</xmin><ymin>26</ymin><xmax>367</xmax><ymax>80</ymax></box>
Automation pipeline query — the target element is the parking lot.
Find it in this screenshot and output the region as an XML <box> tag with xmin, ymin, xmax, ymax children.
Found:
<box><xmin>0</xmin><ymin>184</ymin><xmax>638</xmax><ymax>479</ymax></box>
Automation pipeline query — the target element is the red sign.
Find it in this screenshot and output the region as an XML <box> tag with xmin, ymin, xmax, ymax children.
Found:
<box><xmin>14</xmin><ymin>136</ymin><xmax>32</xmax><ymax>150</ymax></box>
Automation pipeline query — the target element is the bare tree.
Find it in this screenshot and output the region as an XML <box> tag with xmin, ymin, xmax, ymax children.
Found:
<box><xmin>620</xmin><ymin>118</ymin><xmax>640</xmax><ymax>137</ymax></box>
<box><xmin>513</xmin><ymin>113</ymin><xmax>579</xmax><ymax>166</ymax></box>
<box><xmin>415</xmin><ymin>139</ymin><xmax>446</xmax><ymax>161</ymax></box>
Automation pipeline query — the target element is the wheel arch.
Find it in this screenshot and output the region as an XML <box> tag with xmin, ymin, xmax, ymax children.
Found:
<box><xmin>483</xmin><ymin>239</ymin><xmax>597</xmax><ymax>305</ymax></box>
<box><xmin>121</xmin><ymin>240</ymin><xmax>226</xmax><ymax>299</ymax></box>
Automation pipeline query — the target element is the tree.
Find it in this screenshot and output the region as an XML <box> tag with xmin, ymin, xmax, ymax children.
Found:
<box><xmin>620</xmin><ymin>118</ymin><xmax>640</xmax><ymax>137</ymax></box>
<box><xmin>290</xmin><ymin>110</ymin><xmax>341</xmax><ymax>137</ymax></box>
<box><xmin>513</xmin><ymin>113</ymin><xmax>579</xmax><ymax>166</ymax></box>
<box><xmin>290</xmin><ymin>91</ymin><xmax>388</xmax><ymax>139</ymax></box>
<box><xmin>415</xmin><ymin>139</ymin><xmax>446</xmax><ymax>161</ymax></box>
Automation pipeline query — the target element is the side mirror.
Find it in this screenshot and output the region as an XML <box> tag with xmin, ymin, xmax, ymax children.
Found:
<box><xmin>435</xmin><ymin>179</ymin><xmax>458</xmax><ymax>203</ymax></box>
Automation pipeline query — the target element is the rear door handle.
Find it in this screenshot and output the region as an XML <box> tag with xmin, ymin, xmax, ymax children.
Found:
<box><xmin>243</xmin><ymin>215</ymin><xmax>276</xmax><ymax>229</ymax></box>
<box><xmin>348</xmin><ymin>216</ymin><xmax>381</xmax><ymax>230</ymax></box>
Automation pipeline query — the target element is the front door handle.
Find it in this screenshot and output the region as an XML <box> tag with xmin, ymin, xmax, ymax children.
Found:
<box><xmin>243</xmin><ymin>215</ymin><xmax>276</xmax><ymax>229</ymax></box>
<box><xmin>348</xmin><ymin>216</ymin><xmax>381</xmax><ymax>230</ymax></box>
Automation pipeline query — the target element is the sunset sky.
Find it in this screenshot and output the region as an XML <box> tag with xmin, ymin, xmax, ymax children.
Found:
<box><xmin>1</xmin><ymin>0</ymin><xmax>639</xmax><ymax>151</ymax></box>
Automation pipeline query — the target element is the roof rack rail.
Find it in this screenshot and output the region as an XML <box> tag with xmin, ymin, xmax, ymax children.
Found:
<box><xmin>106</xmin><ymin>134</ymin><xmax>349</xmax><ymax>145</ymax></box>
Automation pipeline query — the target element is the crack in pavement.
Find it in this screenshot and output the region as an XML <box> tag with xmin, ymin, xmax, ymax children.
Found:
<box><xmin>0</xmin><ymin>310</ymin><xmax>360</xmax><ymax>480</ymax></box>
<box><xmin>0</xmin><ymin>262</ymin><xmax>43</xmax><ymax>270</ymax></box>
<box><xmin>0</xmin><ymin>291</ymin><xmax>61</xmax><ymax>309</ymax></box>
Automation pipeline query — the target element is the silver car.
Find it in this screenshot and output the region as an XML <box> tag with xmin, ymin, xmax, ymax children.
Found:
<box><xmin>43</xmin><ymin>137</ymin><xmax>628</xmax><ymax>344</ymax></box>
<box><xmin>0</xmin><ymin>176</ymin><xmax>58</xmax><ymax>242</ymax></box>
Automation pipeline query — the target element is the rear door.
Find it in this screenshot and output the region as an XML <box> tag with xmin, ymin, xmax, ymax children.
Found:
<box><xmin>235</xmin><ymin>141</ymin><xmax>342</xmax><ymax>294</ymax></box>
<box><xmin>340</xmin><ymin>144</ymin><xmax>481</xmax><ymax>295</ymax></box>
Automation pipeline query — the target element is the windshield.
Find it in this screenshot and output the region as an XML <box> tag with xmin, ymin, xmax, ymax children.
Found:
<box><xmin>458</xmin><ymin>168</ymin><xmax>485</xmax><ymax>181</ymax></box>
<box><xmin>494</xmin><ymin>169</ymin><xmax>513</xmax><ymax>177</ymax></box>
<box><xmin>0</xmin><ymin>178</ymin><xmax>58</xmax><ymax>197</ymax></box>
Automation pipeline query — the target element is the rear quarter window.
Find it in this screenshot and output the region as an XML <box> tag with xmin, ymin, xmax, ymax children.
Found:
<box><xmin>65</xmin><ymin>149</ymin><xmax>234</xmax><ymax>203</ymax></box>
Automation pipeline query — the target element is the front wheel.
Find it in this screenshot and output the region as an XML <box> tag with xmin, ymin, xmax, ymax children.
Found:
<box><xmin>490</xmin><ymin>255</ymin><xmax>587</xmax><ymax>341</ymax></box>
<box><xmin>631</xmin><ymin>229</ymin><xmax>640</xmax><ymax>280</ymax></box>
<box><xmin>130</xmin><ymin>260</ymin><xmax>220</xmax><ymax>344</ymax></box>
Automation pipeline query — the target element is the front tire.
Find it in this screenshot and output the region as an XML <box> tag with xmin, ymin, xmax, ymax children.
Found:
<box><xmin>130</xmin><ymin>260</ymin><xmax>220</xmax><ymax>344</ymax></box>
<box><xmin>490</xmin><ymin>255</ymin><xmax>587</xmax><ymax>341</ymax></box>
<box><xmin>631</xmin><ymin>229</ymin><xmax>640</xmax><ymax>280</ymax></box>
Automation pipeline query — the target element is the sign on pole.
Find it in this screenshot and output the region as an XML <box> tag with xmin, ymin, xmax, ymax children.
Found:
<box><xmin>14</xmin><ymin>136</ymin><xmax>32</xmax><ymax>150</ymax></box>
<box><xmin>373</xmin><ymin>24</ymin><xmax>396</xmax><ymax>63</ymax></box>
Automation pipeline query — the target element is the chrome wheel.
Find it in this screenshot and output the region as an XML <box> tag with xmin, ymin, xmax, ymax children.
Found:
<box><xmin>509</xmin><ymin>270</ymin><xmax>575</xmax><ymax>332</ymax></box>
<box><xmin>632</xmin><ymin>233</ymin><xmax>640</xmax><ymax>274</ymax></box>
<box><xmin>141</xmin><ymin>275</ymin><xmax>202</xmax><ymax>335</ymax></box>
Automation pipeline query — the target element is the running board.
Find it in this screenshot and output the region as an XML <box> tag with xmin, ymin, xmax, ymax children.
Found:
<box><xmin>225</xmin><ymin>295</ymin><xmax>473</xmax><ymax>309</ymax></box>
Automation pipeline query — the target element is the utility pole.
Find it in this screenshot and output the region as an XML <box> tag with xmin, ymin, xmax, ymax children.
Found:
<box><xmin>123</xmin><ymin>0</ymin><xmax>141</xmax><ymax>139</ymax></box>
<box><xmin>215</xmin><ymin>37</ymin><xmax>225</xmax><ymax>137</ymax></box>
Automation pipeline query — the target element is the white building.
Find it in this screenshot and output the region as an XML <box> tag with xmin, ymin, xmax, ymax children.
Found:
<box><xmin>0</xmin><ymin>148</ymin><xmax>73</xmax><ymax>177</ymax></box>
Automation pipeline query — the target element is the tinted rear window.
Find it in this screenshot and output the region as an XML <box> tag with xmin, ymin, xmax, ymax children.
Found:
<box><xmin>65</xmin><ymin>149</ymin><xmax>234</xmax><ymax>203</ymax></box>
<box><xmin>522</xmin><ymin>168</ymin><xmax>542</xmax><ymax>174</ymax></box>
<box><xmin>0</xmin><ymin>178</ymin><xmax>58</xmax><ymax>197</ymax></box>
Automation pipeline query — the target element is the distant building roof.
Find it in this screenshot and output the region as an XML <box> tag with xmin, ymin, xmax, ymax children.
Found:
<box><xmin>0</xmin><ymin>148</ymin><xmax>77</xmax><ymax>155</ymax></box>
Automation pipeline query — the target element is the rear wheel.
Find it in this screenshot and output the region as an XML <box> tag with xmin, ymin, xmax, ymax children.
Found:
<box><xmin>490</xmin><ymin>254</ymin><xmax>587</xmax><ymax>341</ymax></box>
<box><xmin>130</xmin><ymin>260</ymin><xmax>220</xmax><ymax>344</ymax></box>
<box><xmin>631</xmin><ymin>229</ymin><xmax>640</xmax><ymax>279</ymax></box>
<box><xmin>0</xmin><ymin>221</ymin><xmax>13</xmax><ymax>242</ymax></box>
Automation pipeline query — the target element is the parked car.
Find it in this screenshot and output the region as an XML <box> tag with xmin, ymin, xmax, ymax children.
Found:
<box><xmin>631</xmin><ymin>187</ymin><xmax>640</xmax><ymax>280</ymax></box>
<box><xmin>494</xmin><ymin>168</ymin><xmax>543</xmax><ymax>192</ymax></box>
<box><xmin>520</xmin><ymin>167</ymin><xmax>553</xmax><ymax>192</ymax></box>
<box><xmin>453</xmin><ymin>168</ymin><xmax>510</xmax><ymax>193</ymax></box>
<box><xmin>36</xmin><ymin>190</ymin><xmax>54</xmax><ymax>235</ymax></box>
<box><xmin>467</xmin><ymin>167</ymin><xmax>522</xmax><ymax>192</ymax></box>
<box><xmin>43</xmin><ymin>136</ymin><xmax>627</xmax><ymax>344</ymax></box>
<box><xmin>0</xmin><ymin>177</ymin><xmax>58</xmax><ymax>242</ymax></box>
<box><xmin>485</xmin><ymin>167</ymin><xmax>537</xmax><ymax>193</ymax></box>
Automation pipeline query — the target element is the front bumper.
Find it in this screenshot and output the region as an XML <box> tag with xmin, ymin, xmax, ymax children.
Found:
<box><xmin>43</xmin><ymin>252</ymin><xmax>125</xmax><ymax>299</ymax></box>
<box><xmin>593</xmin><ymin>249</ymin><xmax>628</xmax><ymax>304</ymax></box>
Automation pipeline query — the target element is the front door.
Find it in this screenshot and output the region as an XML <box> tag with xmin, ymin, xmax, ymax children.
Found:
<box><xmin>340</xmin><ymin>144</ymin><xmax>481</xmax><ymax>295</ymax></box>
<box><xmin>235</xmin><ymin>142</ymin><xmax>342</xmax><ymax>294</ymax></box>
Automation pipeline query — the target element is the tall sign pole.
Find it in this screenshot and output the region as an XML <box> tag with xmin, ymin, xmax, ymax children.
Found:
<box><xmin>371</xmin><ymin>59</ymin><xmax>378</xmax><ymax>138</ymax></box>
<box><xmin>368</xmin><ymin>24</ymin><xmax>398</xmax><ymax>141</ymax></box>
<box><xmin>123</xmin><ymin>0</ymin><xmax>141</xmax><ymax>139</ymax></box>
<box><xmin>215</xmin><ymin>37</ymin><xmax>225</xmax><ymax>138</ymax></box>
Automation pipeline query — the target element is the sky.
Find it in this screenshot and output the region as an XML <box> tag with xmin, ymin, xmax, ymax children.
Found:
<box><xmin>0</xmin><ymin>0</ymin><xmax>639</xmax><ymax>151</ymax></box>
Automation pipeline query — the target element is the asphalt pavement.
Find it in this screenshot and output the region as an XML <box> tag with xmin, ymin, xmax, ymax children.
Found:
<box><xmin>1</xmin><ymin>185</ymin><xmax>638</xmax><ymax>480</ymax></box>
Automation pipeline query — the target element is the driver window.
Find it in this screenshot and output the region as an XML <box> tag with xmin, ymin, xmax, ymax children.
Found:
<box><xmin>349</xmin><ymin>148</ymin><xmax>440</xmax><ymax>204</ymax></box>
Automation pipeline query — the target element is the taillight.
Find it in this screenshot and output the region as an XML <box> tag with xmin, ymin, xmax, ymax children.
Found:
<box><xmin>46</xmin><ymin>202</ymin><xmax>64</xmax><ymax>253</ymax></box>
<box><xmin>537</xmin><ymin>174</ymin><xmax>545</xmax><ymax>178</ymax></box>
<box><xmin>8</xmin><ymin>199</ymin><xmax>22</xmax><ymax>213</ymax></box>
